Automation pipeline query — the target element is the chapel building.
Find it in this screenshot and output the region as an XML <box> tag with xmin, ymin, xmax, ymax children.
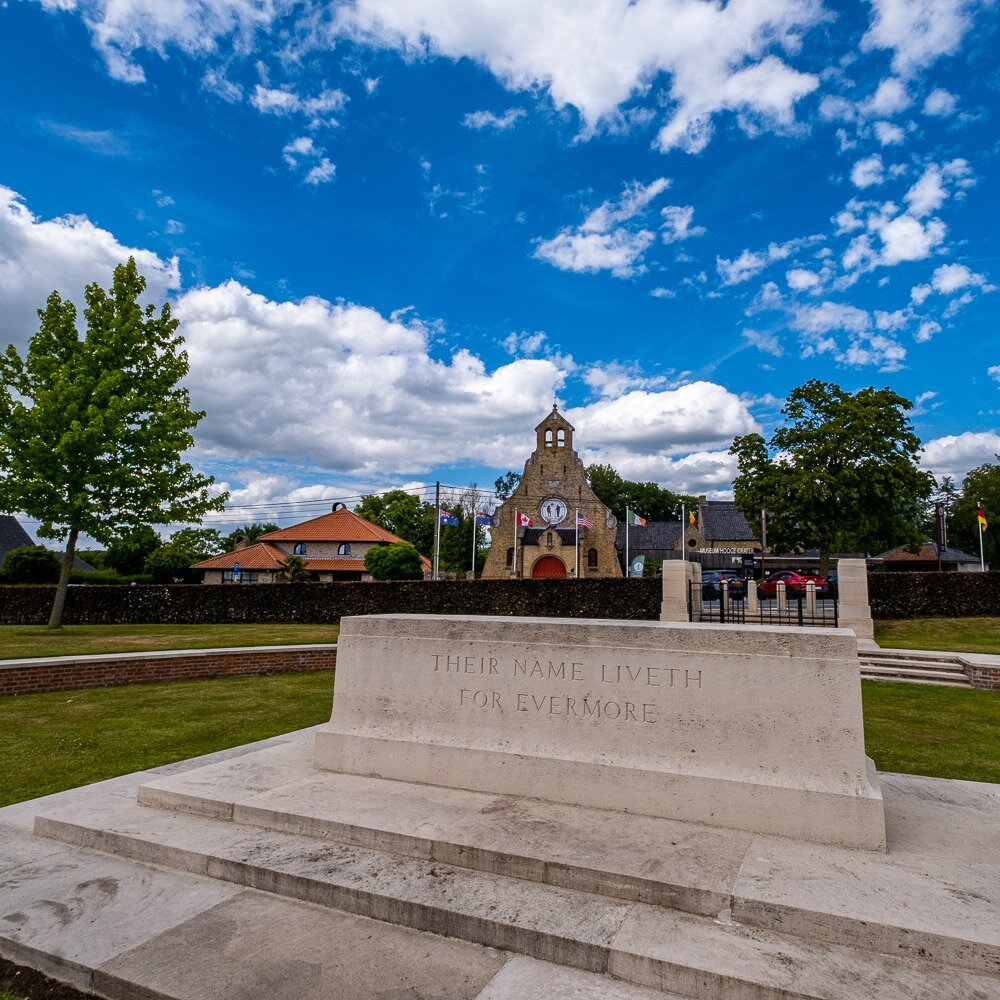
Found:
<box><xmin>481</xmin><ymin>406</ymin><xmax>621</xmax><ymax>579</ymax></box>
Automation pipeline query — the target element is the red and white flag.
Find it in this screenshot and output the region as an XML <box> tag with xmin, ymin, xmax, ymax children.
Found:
<box><xmin>516</xmin><ymin>512</ymin><xmax>534</xmax><ymax>527</ymax></box>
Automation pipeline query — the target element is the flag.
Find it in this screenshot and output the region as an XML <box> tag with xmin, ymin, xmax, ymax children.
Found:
<box><xmin>516</xmin><ymin>512</ymin><xmax>534</xmax><ymax>527</ymax></box>
<box><xmin>439</xmin><ymin>509</ymin><xmax>459</xmax><ymax>526</ymax></box>
<box><xmin>475</xmin><ymin>511</ymin><xmax>493</xmax><ymax>526</ymax></box>
<box><xmin>978</xmin><ymin>508</ymin><xmax>988</xmax><ymax>531</ymax></box>
<box><xmin>627</xmin><ymin>510</ymin><xmax>646</xmax><ymax>527</ymax></box>
<box><xmin>630</xmin><ymin>554</ymin><xmax>645</xmax><ymax>578</ymax></box>
<box><xmin>688</xmin><ymin>510</ymin><xmax>698</xmax><ymax>526</ymax></box>
<box><xmin>576</xmin><ymin>511</ymin><xmax>594</xmax><ymax>529</ymax></box>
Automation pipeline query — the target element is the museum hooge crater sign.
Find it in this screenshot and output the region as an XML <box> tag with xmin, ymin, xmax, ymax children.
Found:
<box><xmin>315</xmin><ymin>614</ymin><xmax>886</xmax><ymax>851</ymax></box>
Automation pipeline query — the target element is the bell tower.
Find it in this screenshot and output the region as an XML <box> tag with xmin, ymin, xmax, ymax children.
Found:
<box><xmin>534</xmin><ymin>403</ymin><xmax>574</xmax><ymax>454</ymax></box>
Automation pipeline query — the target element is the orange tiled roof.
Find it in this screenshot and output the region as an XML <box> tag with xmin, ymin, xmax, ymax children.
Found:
<box><xmin>260</xmin><ymin>508</ymin><xmax>406</xmax><ymax>544</ymax></box>
<box><xmin>193</xmin><ymin>542</ymin><xmax>287</xmax><ymax>570</ymax></box>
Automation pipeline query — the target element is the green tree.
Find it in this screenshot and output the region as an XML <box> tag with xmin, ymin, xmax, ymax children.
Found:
<box><xmin>105</xmin><ymin>525</ymin><xmax>161</xmax><ymax>576</ymax></box>
<box><xmin>0</xmin><ymin>258</ymin><xmax>226</xmax><ymax>628</ymax></box>
<box><xmin>948</xmin><ymin>460</ymin><xmax>999</xmax><ymax>567</ymax></box>
<box><xmin>220</xmin><ymin>522</ymin><xmax>279</xmax><ymax>551</ymax></box>
<box><xmin>354</xmin><ymin>491</ymin><xmax>434</xmax><ymax>555</ymax></box>
<box><xmin>144</xmin><ymin>543</ymin><xmax>197</xmax><ymax>583</ymax></box>
<box><xmin>731</xmin><ymin>379</ymin><xmax>932</xmax><ymax>576</ymax></box>
<box><xmin>493</xmin><ymin>471</ymin><xmax>521</xmax><ymax>501</ymax></box>
<box><xmin>169</xmin><ymin>527</ymin><xmax>224</xmax><ymax>560</ymax></box>
<box><xmin>1</xmin><ymin>545</ymin><xmax>60</xmax><ymax>584</ymax></box>
<box><xmin>586</xmin><ymin>464</ymin><xmax>693</xmax><ymax>522</ymax></box>
<box><xmin>364</xmin><ymin>541</ymin><xmax>425</xmax><ymax>580</ymax></box>
<box><xmin>275</xmin><ymin>554</ymin><xmax>312</xmax><ymax>583</ymax></box>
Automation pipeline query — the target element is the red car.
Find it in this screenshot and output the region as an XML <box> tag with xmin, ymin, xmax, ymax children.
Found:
<box><xmin>757</xmin><ymin>570</ymin><xmax>828</xmax><ymax>598</ymax></box>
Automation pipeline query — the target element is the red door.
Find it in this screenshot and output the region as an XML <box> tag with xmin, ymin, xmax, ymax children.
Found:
<box><xmin>532</xmin><ymin>556</ymin><xmax>567</xmax><ymax>579</ymax></box>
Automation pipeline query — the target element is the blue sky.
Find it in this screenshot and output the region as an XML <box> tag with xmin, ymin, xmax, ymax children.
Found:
<box><xmin>1</xmin><ymin>0</ymin><xmax>998</xmax><ymax>536</ymax></box>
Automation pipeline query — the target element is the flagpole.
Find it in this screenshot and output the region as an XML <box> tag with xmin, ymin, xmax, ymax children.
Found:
<box><xmin>575</xmin><ymin>508</ymin><xmax>580</xmax><ymax>578</ymax></box>
<box><xmin>433</xmin><ymin>480</ymin><xmax>441</xmax><ymax>581</ymax></box>
<box><xmin>681</xmin><ymin>503</ymin><xmax>686</xmax><ymax>567</ymax></box>
<box><xmin>979</xmin><ymin>500</ymin><xmax>986</xmax><ymax>573</ymax></box>
<box><xmin>513</xmin><ymin>508</ymin><xmax>518</xmax><ymax>579</ymax></box>
<box><xmin>470</xmin><ymin>490</ymin><xmax>477</xmax><ymax>577</ymax></box>
<box><xmin>625</xmin><ymin>507</ymin><xmax>630</xmax><ymax>578</ymax></box>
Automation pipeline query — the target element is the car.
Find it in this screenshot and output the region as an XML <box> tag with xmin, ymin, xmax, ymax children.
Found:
<box><xmin>757</xmin><ymin>570</ymin><xmax>828</xmax><ymax>599</ymax></box>
<box><xmin>701</xmin><ymin>569</ymin><xmax>747</xmax><ymax>600</ymax></box>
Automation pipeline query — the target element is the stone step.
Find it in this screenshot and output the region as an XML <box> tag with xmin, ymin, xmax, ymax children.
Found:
<box><xmin>123</xmin><ymin>739</ymin><xmax>1000</xmax><ymax>980</ymax></box>
<box><xmin>860</xmin><ymin>658</ymin><xmax>967</xmax><ymax>674</ymax></box>
<box><xmin>862</xmin><ymin>649</ymin><xmax>966</xmax><ymax>665</ymax></box>
<box><xmin>861</xmin><ymin>673</ymin><xmax>972</xmax><ymax>688</ymax></box>
<box><xmin>32</xmin><ymin>799</ymin><xmax>1000</xmax><ymax>1000</ymax></box>
<box><xmin>859</xmin><ymin>663</ymin><xmax>971</xmax><ymax>686</ymax></box>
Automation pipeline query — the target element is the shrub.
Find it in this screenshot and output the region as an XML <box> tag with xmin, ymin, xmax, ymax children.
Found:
<box><xmin>364</xmin><ymin>542</ymin><xmax>424</xmax><ymax>580</ymax></box>
<box><xmin>1</xmin><ymin>546</ymin><xmax>60</xmax><ymax>584</ymax></box>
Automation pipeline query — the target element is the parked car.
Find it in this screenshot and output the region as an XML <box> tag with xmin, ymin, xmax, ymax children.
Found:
<box><xmin>701</xmin><ymin>569</ymin><xmax>747</xmax><ymax>600</ymax></box>
<box><xmin>757</xmin><ymin>570</ymin><xmax>828</xmax><ymax>599</ymax></box>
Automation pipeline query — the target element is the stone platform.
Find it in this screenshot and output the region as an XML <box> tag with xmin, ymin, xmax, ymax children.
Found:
<box><xmin>5</xmin><ymin>727</ymin><xmax>1000</xmax><ymax>999</ymax></box>
<box><xmin>315</xmin><ymin>615</ymin><xmax>885</xmax><ymax>850</ymax></box>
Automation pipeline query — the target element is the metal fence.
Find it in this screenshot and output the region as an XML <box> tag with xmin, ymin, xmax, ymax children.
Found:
<box><xmin>689</xmin><ymin>581</ymin><xmax>838</xmax><ymax>628</ymax></box>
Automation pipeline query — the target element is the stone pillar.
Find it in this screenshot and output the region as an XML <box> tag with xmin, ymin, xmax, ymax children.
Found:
<box><xmin>746</xmin><ymin>579</ymin><xmax>759</xmax><ymax>616</ymax></box>
<box><xmin>776</xmin><ymin>580</ymin><xmax>787</xmax><ymax>613</ymax></box>
<box><xmin>805</xmin><ymin>580</ymin><xmax>817</xmax><ymax>618</ymax></box>
<box><xmin>660</xmin><ymin>559</ymin><xmax>691</xmax><ymax>622</ymax></box>
<box><xmin>689</xmin><ymin>562</ymin><xmax>703</xmax><ymax>620</ymax></box>
<box><xmin>836</xmin><ymin>558</ymin><xmax>874</xmax><ymax>640</ymax></box>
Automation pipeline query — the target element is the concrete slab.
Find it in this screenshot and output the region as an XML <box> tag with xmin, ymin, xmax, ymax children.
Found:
<box><xmin>36</xmin><ymin>796</ymin><xmax>632</xmax><ymax>974</ymax></box>
<box><xmin>139</xmin><ymin>742</ymin><xmax>751</xmax><ymax>915</ymax></box>
<box><xmin>95</xmin><ymin>889</ymin><xmax>506</xmax><ymax>1000</ymax></box>
<box><xmin>734</xmin><ymin>835</ymin><xmax>1000</xmax><ymax>974</ymax></box>
<box><xmin>608</xmin><ymin>902</ymin><xmax>1000</xmax><ymax>1000</ymax></box>
<box><xmin>475</xmin><ymin>956</ymin><xmax>686</xmax><ymax>1000</ymax></box>
<box><xmin>0</xmin><ymin>822</ymin><xmax>239</xmax><ymax>992</ymax></box>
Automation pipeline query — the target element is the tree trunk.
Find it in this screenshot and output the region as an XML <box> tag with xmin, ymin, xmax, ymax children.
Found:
<box><xmin>48</xmin><ymin>527</ymin><xmax>78</xmax><ymax>630</ymax></box>
<box><xmin>818</xmin><ymin>548</ymin><xmax>830</xmax><ymax>579</ymax></box>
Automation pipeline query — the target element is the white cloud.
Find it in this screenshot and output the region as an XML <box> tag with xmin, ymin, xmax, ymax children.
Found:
<box><xmin>177</xmin><ymin>280</ymin><xmax>571</xmax><ymax>474</ymax></box>
<box><xmin>568</xmin><ymin>381</ymin><xmax>758</xmax><ymax>454</ymax></box>
<box><xmin>915</xmin><ymin>319</ymin><xmax>941</xmax><ymax>342</ymax></box>
<box><xmin>988</xmin><ymin>366</ymin><xmax>1000</xmax><ymax>384</ymax></box>
<box><xmin>741</xmin><ymin>328</ymin><xmax>784</xmax><ymax>356</ymax></box>
<box><xmin>911</xmin><ymin>263</ymin><xmax>995</xmax><ymax>303</ymax></box>
<box><xmin>873</xmin><ymin>120</ymin><xmax>905</xmax><ymax>145</ymax></box>
<box><xmin>921</xmin><ymin>431</ymin><xmax>1000</xmax><ymax>483</ymax></box>
<box><xmin>250</xmin><ymin>85</ymin><xmax>347</xmax><ymax>126</ymax></box>
<box><xmin>282</xmin><ymin>136</ymin><xmax>336</xmax><ymax>185</ymax></box>
<box><xmin>660</xmin><ymin>205</ymin><xmax>705</xmax><ymax>244</ymax></box>
<box><xmin>873</xmin><ymin>212</ymin><xmax>946</xmax><ymax>265</ymax></box>
<box><xmin>866</xmin><ymin>76</ymin><xmax>912</xmax><ymax>116</ymax></box>
<box><xmin>338</xmin><ymin>0</ymin><xmax>823</xmax><ymax>154</ymax></box>
<box><xmin>581</xmin><ymin>362</ymin><xmax>669</xmax><ymax>399</ymax></box>
<box><xmin>0</xmin><ymin>184</ymin><xmax>179</xmax><ymax>353</ymax></box>
<box><xmin>716</xmin><ymin>239</ymin><xmax>803</xmax><ymax>286</ymax></box>
<box><xmin>786</xmin><ymin>268</ymin><xmax>822</xmax><ymax>292</ymax></box>
<box><xmin>923</xmin><ymin>87</ymin><xmax>957</xmax><ymax>116</ymax></box>
<box><xmin>164</xmin><ymin>219</ymin><xmax>185</xmax><ymax>235</ymax></box>
<box><xmin>534</xmin><ymin>178</ymin><xmax>668</xmax><ymax>278</ymax></box>
<box><xmin>850</xmin><ymin>154</ymin><xmax>886</xmax><ymax>188</ymax></box>
<box><xmin>502</xmin><ymin>330</ymin><xmax>549</xmax><ymax>356</ymax></box>
<box><xmin>462</xmin><ymin>108</ymin><xmax>525</xmax><ymax>130</ymax></box>
<box><xmin>861</xmin><ymin>0</ymin><xmax>978</xmax><ymax>76</ymax></box>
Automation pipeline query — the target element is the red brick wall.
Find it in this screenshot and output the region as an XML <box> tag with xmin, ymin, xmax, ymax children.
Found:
<box><xmin>0</xmin><ymin>646</ymin><xmax>336</xmax><ymax>696</ymax></box>
<box><xmin>963</xmin><ymin>662</ymin><xmax>1000</xmax><ymax>691</ymax></box>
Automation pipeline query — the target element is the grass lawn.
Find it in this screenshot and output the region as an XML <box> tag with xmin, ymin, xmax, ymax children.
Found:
<box><xmin>862</xmin><ymin>680</ymin><xmax>1000</xmax><ymax>783</ymax></box>
<box><xmin>0</xmin><ymin>671</ymin><xmax>333</xmax><ymax>807</ymax></box>
<box><xmin>874</xmin><ymin>617</ymin><xmax>1000</xmax><ymax>655</ymax></box>
<box><xmin>0</xmin><ymin>623</ymin><xmax>340</xmax><ymax>660</ymax></box>
<box><xmin>1</xmin><ymin>670</ymin><xmax>998</xmax><ymax>807</ymax></box>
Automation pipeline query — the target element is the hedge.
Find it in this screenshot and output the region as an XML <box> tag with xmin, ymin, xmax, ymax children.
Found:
<box><xmin>0</xmin><ymin>572</ymin><xmax>995</xmax><ymax>625</ymax></box>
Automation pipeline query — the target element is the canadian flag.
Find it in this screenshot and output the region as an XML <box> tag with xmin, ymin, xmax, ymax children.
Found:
<box><xmin>516</xmin><ymin>512</ymin><xmax>534</xmax><ymax>527</ymax></box>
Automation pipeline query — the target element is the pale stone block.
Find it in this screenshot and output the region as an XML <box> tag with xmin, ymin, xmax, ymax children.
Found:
<box><xmin>746</xmin><ymin>579</ymin><xmax>759</xmax><ymax>614</ymax></box>
<box><xmin>659</xmin><ymin>559</ymin><xmax>689</xmax><ymax>622</ymax></box>
<box><xmin>837</xmin><ymin>558</ymin><xmax>874</xmax><ymax>639</ymax></box>
<box><xmin>315</xmin><ymin>615</ymin><xmax>885</xmax><ymax>850</ymax></box>
<box><xmin>776</xmin><ymin>580</ymin><xmax>787</xmax><ymax>612</ymax></box>
<box><xmin>805</xmin><ymin>580</ymin><xmax>817</xmax><ymax>616</ymax></box>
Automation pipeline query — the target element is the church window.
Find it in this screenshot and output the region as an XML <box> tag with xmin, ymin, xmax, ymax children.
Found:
<box><xmin>587</xmin><ymin>548</ymin><xmax>598</xmax><ymax>569</ymax></box>
<box><xmin>506</xmin><ymin>547</ymin><xmax>514</xmax><ymax>568</ymax></box>
<box><xmin>557</xmin><ymin>428</ymin><xmax>565</xmax><ymax>446</ymax></box>
<box><xmin>337</xmin><ymin>543</ymin><xmax>351</xmax><ymax>555</ymax></box>
<box><xmin>544</xmin><ymin>429</ymin><xmax>553</xmax><ymax>447</ymax></box>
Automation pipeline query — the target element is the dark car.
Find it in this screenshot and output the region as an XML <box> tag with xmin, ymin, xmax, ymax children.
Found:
<box><xmin>758</xmin><ymin>570</ymin><xmax>828</xmax><ymax>599</ymax></box>
<box><xmin>702</xmin><ymin>569</ymin><xmax>746</xmax><ymax>600</ymax></box>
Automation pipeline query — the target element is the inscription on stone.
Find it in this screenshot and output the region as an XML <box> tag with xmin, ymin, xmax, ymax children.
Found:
<box><xmin>433</xmin><ymin>652</ymin><xmax>702</xmax><ymax>727</ymax></box>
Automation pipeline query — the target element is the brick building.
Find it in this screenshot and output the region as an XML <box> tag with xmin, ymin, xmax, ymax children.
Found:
<box><xmin>481</xmin><ymin>406</ymin><xmax>621</xmax><ymax>579</ymax></box>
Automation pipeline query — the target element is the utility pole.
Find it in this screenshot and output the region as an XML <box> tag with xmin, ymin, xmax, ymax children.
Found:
<box><xmin>760</xmin><ymin>508</ymin><xmax>768</xmax><ymax>577</ymax></box>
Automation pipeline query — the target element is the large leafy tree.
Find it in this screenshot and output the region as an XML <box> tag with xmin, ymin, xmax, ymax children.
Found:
<box><xmin>364</xmin><ymin>541</ymin><xmax>425</xmax><ymax>580</ymax></box>
<box><xmin>0</xmin><ymin>258</ymin><xmax>226</xmax><ymax>627</ymax></box>
<box><xmin>731</xmin><ymin>379</ymin><xmax>932</xmax><ymax>576</ymax></box>
<box><xmin>948</xmin><ymin>460</ymin><xmax>999</xmax><ymax>567</ymax></box>
<box><xmin>355</xmin><ymin>490</ymin><xmax>434</xmax><ymax>555</ymax></box>
<box><xmin>104</xmin><ymin>525</ymin><xmax>161</xmax><ymax>575</ymax></box>
<box><xmin>587</xmin><ymin>464</ymin><xmax>694</xmax><ymax>522</ymax></box>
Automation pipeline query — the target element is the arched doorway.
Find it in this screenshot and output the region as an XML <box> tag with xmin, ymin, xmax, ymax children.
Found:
<box><xmin>532</xmin><ymin>556</ymin><xmax>567</xmax><ymax>579</ymax></box>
